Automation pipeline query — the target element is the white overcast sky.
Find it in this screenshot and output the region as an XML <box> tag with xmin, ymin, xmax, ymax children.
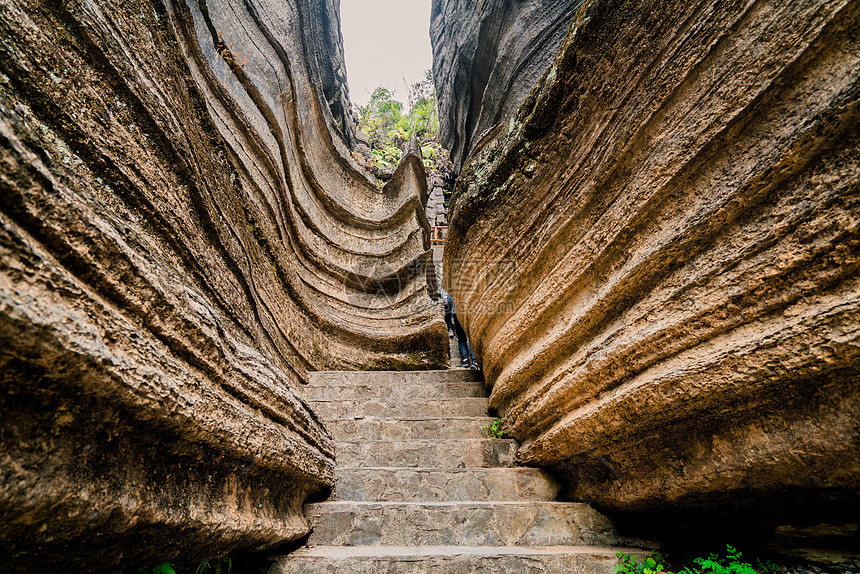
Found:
<box><xmin>340</xmin><ymin>0</ymin><xmax>433</xmax><ymax>107</ymax></box>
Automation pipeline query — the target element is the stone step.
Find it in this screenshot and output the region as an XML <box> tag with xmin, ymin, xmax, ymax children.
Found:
<box><xmin>310</xmin><ymin>398</ymin><xmax>489</xmax><ymax>419</ymax></box>
<box><xmin>323</xmin><ymin>416</ymin><xmax>492</xmax><ymax>441</ymax></box>
<box><xmin>308</xmin><ymin>369</ymin><xmax>483</xmax><ymax>386</ymax></box>
<box><xmin>303</xmin><ymin>380</ymin><xmax>487</xmax><ymax>400</ymax></box>
<box><xmin>332</xmin><ymin>467</ymin><xmax>560</xmax><ymax>502</ymax></box>
<box><xmin>336</xmin><ymin>439</ymin><xmax>516</xmax><ymax>468</ymax></box>
<box><xmin>272</xmin><ymin>545</ymin><xmax>638</xmax><ymax>574</ymax></box>
<box><xmin>304</xmin><ymin>501</ymin><xmax>620</xmax><ymax>547</ymax></box>
<box><xmin>283</xmin><ymin>369</ymin><xmax>654</xmax><ymax>570</ymax></box>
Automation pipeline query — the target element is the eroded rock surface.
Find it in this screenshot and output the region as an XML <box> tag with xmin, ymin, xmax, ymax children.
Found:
<box><xmin>430</xmin><ymin>0</ymin><xmax>582</xmax><ymax>171</ymax></box>
<box><xmin>0</xmin><ymin>0</ymin><xmax>444</xmax><ymax>569</ymax></box>
<box><xmin>442</xmin><ymin>0</ymin><xmax>860</xmax><ymax>557</ymax></box>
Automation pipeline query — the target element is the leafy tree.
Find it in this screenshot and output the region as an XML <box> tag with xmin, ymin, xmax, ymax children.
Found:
<box><xmin>405</xmin><ymin>70</ymin><xmax>439</xmax><ymax>139</ymax></box>
<box><xmin>408</xmin><ymin>95</ymin><xmax>439</xmax><ymax>138</ymax></box>
<box><xmin>407</xmin><ymin>69</ymin><xmax>435</xmax><ymax>107</ymax></box>
<box><xmin>356</xmin><ymin>71</ymin><xmax>447</xmax><ymax>173</ymax></box>
<box><xmin>358</xmin><ymin>87</ymin><xmax>408</xmax><ymax>150</ymax></box>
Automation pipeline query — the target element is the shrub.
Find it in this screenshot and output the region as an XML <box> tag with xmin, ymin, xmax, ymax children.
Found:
<box><xmin>616</xmin><ymin>546</ymin><xmax>777</xmax><ymax>574</ymax></box>
<box><xmin>357</xmin><ymin>70</ymin><xmax>444</xmax><ymax>173</ymax></box>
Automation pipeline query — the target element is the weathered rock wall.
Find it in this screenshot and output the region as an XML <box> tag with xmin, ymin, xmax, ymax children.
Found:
<box><xmin>304</xmin><ymin>0</ymin><xmax>361</xmax><ymax>151</ymax></box>
<box><xmin>0</xmin><ymin>0</ymin><xmax>444</xmax><ymax>570</ymax></box>
<box><xmin>430</xmin><ymin>0</ymin><xmax>581</xmax><ymax>171</ymax></box>
<box><xmin>442</xmin><ymin>0</ymin><xmax>860</xmax><ymax>557</ymax></box>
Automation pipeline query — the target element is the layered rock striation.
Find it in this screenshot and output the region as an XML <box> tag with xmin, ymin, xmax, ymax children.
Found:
<box><xmin>442</xmin><ymin>0</ymin><xmax>860</xmax><ymax>555</ymax></box>
<box><xmin>0</xmin><ymin>0</ymin><xmax>444</xmax><ymax>570</ymax></box>
<box><xmin>430</xmin><ymin>0</ymin><xmax>582</xmax><ymax>172</ymax></box>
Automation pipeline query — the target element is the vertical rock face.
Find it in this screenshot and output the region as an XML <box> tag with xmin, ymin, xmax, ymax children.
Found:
<box><xmin>303</xmin><ymin>0</ymin><xmax>361</xmax><ymax>152</ymax></box>
<box><xmin>430</xmin><ymin>0</ymin><xmax>582</xmax><ymax>172</ymax></box>
<box><xmin>0</xmin><ymin>0</ymin><xmax>444</xmax><ymax>570</ymax></box>
<box><xmin>441</xmin><ymin>0</ymin><xmax>860</xmax><ymax>556</ymax></box>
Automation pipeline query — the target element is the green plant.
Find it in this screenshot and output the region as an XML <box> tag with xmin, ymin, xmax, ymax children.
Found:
<box><xmin>358</xmin><ymin>86</ymin><xmax>406</xmax><ymax>151</ymax></box>
<box><xmin>196</xmin><ymin>556</ymin><xmax>232</xmax><ymax>574</ymax></box>
<box><xmin>680</xmin><ymin>545</ymin><xmax>776</xmax><ymax>574</ymax></box>
<box><xmin>482</xmin><ymin>417</ymin><xmax>504</xmax><ymax>439</ymax></box>
<box><xmin>616</xmin><ymin>546</ymin><xmax>778</xmax><ymax>574</ymax></box>
<box><xmin>616</xmin><ymin>551</ymin><xmax>638</xmax><ymax>574</ymax></box>
<box><xmin>615</xmin><ymin>552</ymin><xmax>666</xmax><ymax>574</ymax></box>
<box><xmin>112</xmin><ymin>555</ymin><xmax>236</xmax><ymax>574</ymax></box>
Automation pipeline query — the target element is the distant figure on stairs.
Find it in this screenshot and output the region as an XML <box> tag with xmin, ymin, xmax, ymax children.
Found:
<box><xmin>441</xmin><ymin>288</ymin><xmax>455</xmax><ymax>338</ymax></box>
<box><xmin>450</xmin><ymin>297</ymin><xmax>478</xmax><ymax>369</ymax></box>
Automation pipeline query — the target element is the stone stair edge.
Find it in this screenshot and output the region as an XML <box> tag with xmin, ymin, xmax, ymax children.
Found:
<box><xmin>325</xmin><ymin>415</ymin><xmax>493</xmax><ymax>423</ymax></box>
<box><xmin>323</xmin><ymin>421</ymin><xmax>495</xmax><ymax>441</ymax></box>
<box><xmin>302</xmin><ymin>382</ymin><xmax>488</xmax><ymax>400</ymax></box>
<box><xmin>308</xmin><ymin>369</ymin><xmax>477</xmax><ymax>374</ymax></box>
<box><xmin>334</xmin><ymin>466</ymin><xmax>543</xmax><ymax>471</ymax></box>
<box><xmin>334</xmin><ymin>444</ymin><xmax>512</xmax><ymax>448</ymax></box>
<box><xmin>276</xmin><ymin>545</ymin><xmax>648</xmax><ymax>557</ymax></box>
<box><xmin>306</xmin><ymin>501</ymin><xmax>593</xmax><ymax>509</ymax></box>
<box><xmin>311</xmin><ymin>399</ymin><xmax>489</xmax><ymax>405</ymax></box>
<box><xmin>330</xmin><ymin>465</ymin><xmax>560</xmax><ymax>502</ymax></box>
<box><xmin>308</xmin><ymin>398</ymin><xmax>489</xmax><ymax>403</ymax></box>
<box><xmin>311</xmin><ymin>398</ymin><xmax>492</xmax><ymax>418</ymax></box>
<box><xmin>306</xmin><ymin>370</ymin><xmax>484</xmax><ymax>383</ymax></box>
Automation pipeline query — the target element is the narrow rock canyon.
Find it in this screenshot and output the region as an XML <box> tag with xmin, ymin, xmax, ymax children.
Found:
<box><xmin>0</xmin><ymin>0</ymin><xmax>857</xmax><ymax>570</ymax></box>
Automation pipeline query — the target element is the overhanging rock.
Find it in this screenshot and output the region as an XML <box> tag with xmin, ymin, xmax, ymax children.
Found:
<box><xmin>431</xmin><ymin>0</ymin><xmax>582</xmax><ymax>172</ymax></box>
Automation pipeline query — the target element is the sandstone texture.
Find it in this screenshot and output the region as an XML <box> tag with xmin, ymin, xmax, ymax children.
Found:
<box><xmin>0</xmin><ymin>0</ymin><xmax>443</xmax><ymax>569</ymax></box>
<box><xmin>441</xmin><ymin>0</ymin><xmax>860</xmax><ymax>558</ymax></box>
<box><xmin>430</xmin><ymin>0</ymin><xmax>582</xmax><ymax>171</ymax></box>
<box><xmin>272</xmin><ymin>369</ymin><xmax>649</xmax><ymax>573</ymax></box>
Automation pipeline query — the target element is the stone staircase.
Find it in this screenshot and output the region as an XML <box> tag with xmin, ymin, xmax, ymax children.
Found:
<box><xmin>271</xmin><ymin>369</ymin><xmax>646</xmax><ymax>573</ymax></box>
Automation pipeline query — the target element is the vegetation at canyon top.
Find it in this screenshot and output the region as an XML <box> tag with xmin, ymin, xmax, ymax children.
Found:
<box><xmin>356</xmin><ymin>70</ymin><xmax>449</xmax><ymax>176</ymax></box>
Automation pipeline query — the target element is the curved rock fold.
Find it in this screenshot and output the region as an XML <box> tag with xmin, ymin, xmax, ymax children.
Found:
<box><xmin>0</xmin><ymin>0</ymin><xmax>444</xmax><ymax>569</ymax></box>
